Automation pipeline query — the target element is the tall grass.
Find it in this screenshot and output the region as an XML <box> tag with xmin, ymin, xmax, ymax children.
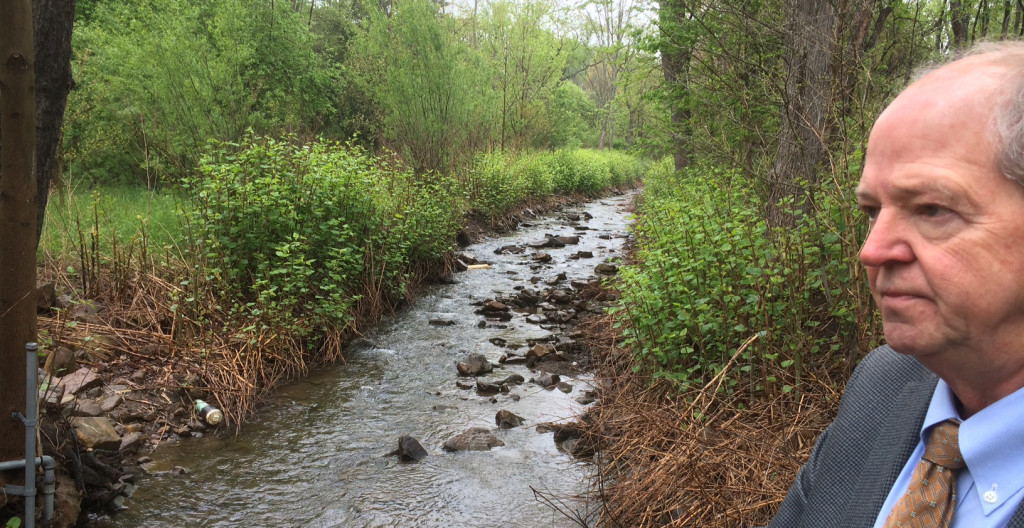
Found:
<box><xmin>40</xmin><ymin>185</ymin><xmax>183</xmax><ymax>262</ymax></box>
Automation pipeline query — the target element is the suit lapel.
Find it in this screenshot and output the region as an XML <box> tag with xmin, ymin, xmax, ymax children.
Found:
<box><xmin>848</xmin><ymin>378</ymin><xmax>936</xmax><ymax>526</ymax></box>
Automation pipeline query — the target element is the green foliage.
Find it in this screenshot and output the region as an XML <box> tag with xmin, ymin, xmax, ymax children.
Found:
<box><xmin>615</xmin><ymin>160</ymin><xmax>865</xmax><ymax>392</ymax></box>
<box><xmin>348</xmin><ymin>0</ymin><xmax>496</xmax><ymax>174</ymax></box>
<box><xmin>546</xmin><ymin>82</ymin><xmax>598</xmax><ymax>149</ymax></box>
<box><xmin>64</xmin><ymin>0</ymin><xmax>341</xmax><ymax>185</ymax></box>
<box><xmin>186</xmin><ymin>134</ymin><xmax>462</xmax><ymax>337</ymax></box>
<box><xmin>465</xmin><ymin>148</ymin><xmax>646</xmax><ymax>222</ymax></box>
<box><xmin>478</xmin><ymin>0</ymin><xmax>569</xmax><ymax>150</ymax></box>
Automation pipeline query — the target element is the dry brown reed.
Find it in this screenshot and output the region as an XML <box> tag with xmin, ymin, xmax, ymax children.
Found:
<box><xmin>37</xmin><ymin>252</ymin><xmax>350</xmax><ymax>430</ymax></box>
<box><xmin>576</xmin><ymin>312</ymin><xmax>844</xmax><ymax>528</ymax></box>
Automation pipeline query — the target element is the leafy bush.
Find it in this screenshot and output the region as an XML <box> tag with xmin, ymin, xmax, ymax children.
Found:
<box><xmin>614</xmin><ymin>159</ymin><xmax>865</xmax><ymax>394</ymax></box>
<box><xmin>186</xmin><ymin>135</ymin><xmax>461</xmax><ymax>337</ymax></box>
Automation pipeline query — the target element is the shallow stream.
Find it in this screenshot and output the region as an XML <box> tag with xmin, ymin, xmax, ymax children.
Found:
<box><xmin>91</xmin><ymin>193</ymin><xmax>635</xmax><ymax>527</ymax></box>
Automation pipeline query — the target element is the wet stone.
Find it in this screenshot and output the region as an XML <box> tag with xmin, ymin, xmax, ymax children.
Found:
<box><xmin>595</xmin><ymin>263</ymin><xmax>619</xmax><ymax>275</ymax></box>
<box><xmin>394</xmin><ymin>435</ymin><xmax>429</xmax><ymax>462</ymax></box>
<box><xmin>443</xmin><ymin>427</ymin><xmax>505</xmax><ymax>452</ymax></box>
<box><xmin>476</xmin><ymin>380</ymin><xmax>502</xmax><ymax>397</ymax></box>
<box><xmin>457</xmin><ymin>353</ymin><xmax>493</xmax><ymax>376</ymax></box>
<box><xmin>429</xmin><ymin>319</ymin><xmax>457</xmax><ymax>327</ymax></box>
<box><xmin>533</xmin><ymin>373</ymin><xmax>561</xmax><ymax>389</ymax></box>
<box><xmin>496</xmin><ymin>410</ymin><xmax>525</xmax><ymax>429</ymax></box>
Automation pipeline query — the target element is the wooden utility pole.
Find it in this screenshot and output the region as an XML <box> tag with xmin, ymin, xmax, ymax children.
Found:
<box><xmin>0</xmin><ymin>0</ymin><xmax>39</xmax><ymax>467</ymax></box>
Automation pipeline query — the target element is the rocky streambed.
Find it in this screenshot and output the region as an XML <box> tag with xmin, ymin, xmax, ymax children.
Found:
<box><xmin>46</xmin><ymin>191</ymin><xmax>635</xmax><ymax>527</ymax></box>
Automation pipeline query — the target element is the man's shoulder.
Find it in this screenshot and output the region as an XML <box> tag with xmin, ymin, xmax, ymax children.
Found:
<box><xmin>851</xmin><ymin>344</ymin><xmax>934</xmax><ymax>387</ymax></box>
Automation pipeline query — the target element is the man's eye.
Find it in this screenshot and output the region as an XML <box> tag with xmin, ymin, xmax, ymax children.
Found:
<box><xmin>921</xmin><ymin>204</ymin><xmax>950</xmax><ymax>217</ymax></box>
<box><xmin>859</xmin><ymin>205</ymin><xmax>879</xmax><ymax>220</ymax></box>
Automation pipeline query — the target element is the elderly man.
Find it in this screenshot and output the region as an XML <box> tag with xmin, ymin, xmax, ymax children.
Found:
<box><xmin>768</xmin><ymin>42</ymin><xmax>1024</xmax><ymax>527</ymax></box>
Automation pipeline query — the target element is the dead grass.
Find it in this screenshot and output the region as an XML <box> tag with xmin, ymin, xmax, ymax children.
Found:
<box><xmin>575</xmin><ymin>312</ymin><xmax>844</xmax><ymax>527</ymax></box>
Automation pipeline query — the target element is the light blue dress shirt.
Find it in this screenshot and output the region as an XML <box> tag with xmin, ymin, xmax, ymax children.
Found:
<box><xmin>872</xmin><ymin>380</ymin><xmax>1024</xmax><ymax>528</ymax></box>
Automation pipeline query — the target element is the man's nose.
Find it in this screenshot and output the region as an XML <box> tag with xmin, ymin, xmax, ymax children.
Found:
<box><xmin>859</xmin><ymin>211</ymin><xmax>914</xmax><ymax>266</ymax></box>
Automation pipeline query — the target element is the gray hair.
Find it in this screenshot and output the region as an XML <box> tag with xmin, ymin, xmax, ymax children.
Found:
<box><xmin>912</xmin><ymin>41</ymin><xmax>1024</xmax><ymax>185</ymax></box>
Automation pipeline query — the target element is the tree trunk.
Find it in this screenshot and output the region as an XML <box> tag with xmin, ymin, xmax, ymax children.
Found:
<box><xmin>659</xmin><ymin>0</ymin><xmax>692</xmax><ymax>171</ymax></box>
<box><xmin>33</xmin><ymin>0</ymin><xmax>78</xmax><ymax>243</ymax></box>
<box><xmin>950</xmin><ymin>0</ymin><xmax>971</xmax><ymax>48</ymax></box>
<box><xmin>766</xmin><ymin>0</ymin><xmax>835</xmax><ymax>227</ymax></box>
<box><xmin>0</xmin><ymin>0</ymin><xmax>38</xmax><ymax>472</ymax></box>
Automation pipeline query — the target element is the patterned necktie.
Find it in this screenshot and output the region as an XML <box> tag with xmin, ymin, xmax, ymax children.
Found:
<box><xmin>884</xmin><ymin>419</ymin><xmax>965</xmax><ymax>528</ymax></box>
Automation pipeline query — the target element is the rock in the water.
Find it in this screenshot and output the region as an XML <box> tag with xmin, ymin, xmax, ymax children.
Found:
<box><xmin>548</xmin><ymin>289</ymin><xmax>572</xmax><ymax>304</ymax></box>
<box><xmin>594</xmin><ymin>262</ymin><xmax>619</xmax><ymax>275</ymax></box>
<box><xmin>533</xmin><ymin>373</ymin><xmax>561</xmax><ymax>388</ymax></box>
<box><xmin>457</xmin><ymin>353</ymin><xmax>493</xmax><ymax>376</ymax></box>
<box><xmin>500</xmin><ymin>374</ymin><xmax>525</xmax><ymax>386</ymax></box>
<box><xmin>533</xmin><ymin>252</ymin><xmax>552</xmax><ymax>263</ymax></box>
<box><xmin>530</xmin><ymin>237</ymin><xmax>565</xmax><ymax>249</ymax></box>
<box><xmin>515</xmin><ymin>289</ymin><xmax>539</xmax><ymax>306</ymax></box>
<box><xmin>443</xmin><ymin>427</ymin><xmax>505</xmax><ymax>452</ymax></box>
<box><xmin>494</xmin><ymin>244</ymin><xmax>525</xmax><ymax>255</ymax></box>
<box><xmin>554</xmin><ymin>235</ymin><xmax>580</xmax><ymax>245</ymax></box>
<box><xmin>495</xmin><ymin>410</ymin><xmax>525</xmax><ymax>429</ymax></box>
<box><xmin>71</xmin><ymin>417</ymin><xmax>122</xmax><ymax>450</ymax></box>
<box><xmin>395</xmin><ymin>435</ymin><xmax>429</xmax><ymax>462</ymax></box>
<box><xmin>476</xmin><ymin>380</ymin><xmax>502</xmax><ymax>396</ymax></box>
<box><xmin>60</xmin><ymin>367</ymin><xmax>103</xmax><ymax>395</ymax></box>
<box><xmin>429</xmin><ymin>318</ymin><xmax>457</xmax><ymax>327</ymax></box>
<box><xmin>556</xmin><ymin>381</ymin><xmax>574</xmax><ymax>394</ymax></box>
<box><xmin>525</xmin><ymin>314</ymin><xmax>547</xmax><ymax>325</ymax></box>
<box><xmin>526</xmin><ymin>344</ymin><xmax>556</xmax><ymax>362</ymax></box>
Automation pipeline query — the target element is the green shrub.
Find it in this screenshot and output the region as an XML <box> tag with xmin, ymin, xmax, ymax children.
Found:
<box><xmin>186</xmin><ymin>135</ymin><xmax>461</xmax><ymax>337</ymax></box>
<box><xmin>614</xmin><ymin>159</ymin><xmax>862</xmax><ymax>394</ymax></box>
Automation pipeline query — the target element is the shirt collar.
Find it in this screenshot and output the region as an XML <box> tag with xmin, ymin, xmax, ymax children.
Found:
<box><xmin>924</xmin><ymin>380</ymin><xmax>1024</xmax><ymax>515</ymax></box>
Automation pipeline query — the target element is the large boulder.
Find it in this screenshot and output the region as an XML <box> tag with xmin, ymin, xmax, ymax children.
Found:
<box><xmin>443</xmin><ymin>427</ymin><xmax>505</xmax><ymax>452</ymax></box>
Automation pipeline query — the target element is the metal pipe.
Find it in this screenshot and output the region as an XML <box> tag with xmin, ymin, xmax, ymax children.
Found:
<box><xmin>4</xmin><ymin>343</ymin><xmax>54</xmax><ymax>527</ymax></box>
<box><xmin>24</xmin><ymin>342</ymin><xmax>38</xmax><ymax>528</ymax></box>
<box><xmin>0</xmin><ymin>456</ymin><xmax>55</xmax><ymax>520</ymax></box>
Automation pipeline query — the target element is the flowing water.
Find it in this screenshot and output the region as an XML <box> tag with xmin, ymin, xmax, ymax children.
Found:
<box><xmin>91</xmin><ymin>193</ymin><xmax>635</xmax><ymax>528</ymax></box>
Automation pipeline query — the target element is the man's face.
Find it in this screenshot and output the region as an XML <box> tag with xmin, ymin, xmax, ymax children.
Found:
<box><xmin>856</xmin><ymin>62</ymin><xmax>1024</xmax><ymax>371</ymax></box>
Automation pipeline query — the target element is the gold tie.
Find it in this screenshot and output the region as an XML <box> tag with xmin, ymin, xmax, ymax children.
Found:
<box><xmin>884</xmin><ymin>420</ymin><xmax>965</xmax><ymax>528</ymax></box>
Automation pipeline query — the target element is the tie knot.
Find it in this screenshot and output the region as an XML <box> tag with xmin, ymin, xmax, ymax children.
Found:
<box><xmin>923</xmin><ymin>419</ymin><xmax>965</xmax><ymax>470</ymax></box>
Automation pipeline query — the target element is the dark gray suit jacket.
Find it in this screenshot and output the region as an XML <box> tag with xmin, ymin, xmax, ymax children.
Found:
<box><xmin>768</xmin><ymin>345</ymin><xmax>1024</xmax><ymax>528</ymax></box>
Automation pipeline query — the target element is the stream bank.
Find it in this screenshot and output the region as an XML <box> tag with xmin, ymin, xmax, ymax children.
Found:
<box><xmin>11</xmin><ymin>190</ymin><xmax>637</xmax><ymax>527</ymax></box>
